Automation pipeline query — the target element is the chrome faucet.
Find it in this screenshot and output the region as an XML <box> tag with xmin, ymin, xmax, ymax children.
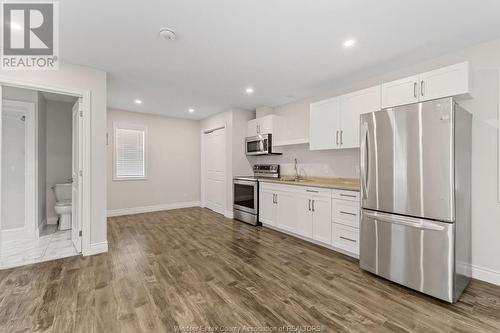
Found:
<box><xmin>294</xmin><ymin>158</ymin><xmax>300</xmax><ymax>181</ymax></box>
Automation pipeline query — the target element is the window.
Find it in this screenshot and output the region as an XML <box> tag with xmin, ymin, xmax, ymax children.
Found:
<box><xmin>113</xmin><ymin>123</ymin><xmax>147</xmax><ymax>180</ymax></box>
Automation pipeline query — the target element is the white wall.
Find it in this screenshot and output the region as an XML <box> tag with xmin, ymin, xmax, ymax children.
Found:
<box><xmin>46</xmin><ymin>100</ymin><xmax>73</xmax><ymax>223</ymax></box>
<box><xmin>250</xmin><ymin>145</ymin><xmax>359</xmax><ymax>178</ymax></box>
<box><xmin>107</xmin><ymin>109</ymin><xmax>200</xmax><ymax>215</ymax></box>
<box><xmin>0</xmin><ymin>62</ymin><xmax>107</xmax><ymax>254</ymax></box>
<box><xmin>258</xmin><ymin>38</ymin><xmax>500</xmax><ymax>284</ymax></box>
<box><xmin>200</xmin><ymin>109</ymin><xmax>254</xmax><ymax>217</ymax></box>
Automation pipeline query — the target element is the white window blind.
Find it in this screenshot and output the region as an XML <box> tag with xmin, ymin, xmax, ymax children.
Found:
<box><xmin>114</xmin><ymin>124</ymin><xmax>146</xmax><ymax>179</ymax></box>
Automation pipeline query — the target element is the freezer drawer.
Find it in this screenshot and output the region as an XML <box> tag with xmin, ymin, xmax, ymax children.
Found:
<box><xmin>360</xmin><ymin>209</ymin><xmax>456</xmax><ymax>302</ymax></box>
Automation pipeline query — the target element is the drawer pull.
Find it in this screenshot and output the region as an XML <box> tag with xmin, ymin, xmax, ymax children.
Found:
<box><xmin>340</xmin><ymin>236</ymin><xmax>357</xmax><ymax>243</ymax></box>
<box><xmin>306</xmin><ymin>189</ymin><xmax>319</xmax><ymax>193</ymax></box>
<box><xmin>340</xmin><ymin>211</ymin><xmax>357</xmax><ymax>216</ymax></box>
<box><xmin>340</xmin><ymin>193</ymin><xmax>357</xmax><ymax>198</ymax></box>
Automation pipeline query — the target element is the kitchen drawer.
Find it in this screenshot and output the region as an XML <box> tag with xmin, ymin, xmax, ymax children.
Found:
<box><xmin>331</xmin><ymin>189</ymin><xmax>359</xmax><ymax>202</ymax></box>
<box><xmin>332</xmin><ymin>199</ymin><xmax>359</xmax><ymax>228</ymax></box>
<box><xmin>259</xmin><ymin>182</ymin><xmax>331</xmax><ymax>197</ymax></box>
<box><xmin>301</xmin><ymin>186</ymin><xmax>331</xmax><ymax>197</ymax></box>
<box><xmin>332</xmin><ymin>223</ymin><xmax>359</xmax><ymax>255</ymax></box>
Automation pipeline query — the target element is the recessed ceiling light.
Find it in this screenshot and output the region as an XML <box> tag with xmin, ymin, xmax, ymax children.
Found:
<box><xmin>159</xmin><ymin>28</ymin><xmax>176</xmax><ymax>41</ymax></box>
<box><xmin>134</xmin><ymin>99</ymin><xmax>142</xmax><ymax>105</ymax></box>
<box><xmin>343</xmin><ymin>39</ymin><xmax>356</xmax><ymax>48</ymax></box>
<box><xmin>245</xmin><ymin>87</ymin><xmax>254</xmax><ymax>95</ymax></box>
<box><xmin>188</xmin><ymin>108</ymin><xmax>195</xmax><ymax>113</ymax></box>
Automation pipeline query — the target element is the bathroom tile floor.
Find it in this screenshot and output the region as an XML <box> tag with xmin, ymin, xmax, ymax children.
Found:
<box><xmin>0</xmin><ymin>227</ymin><xmax>79</xmax><ymax>269</ymax></box>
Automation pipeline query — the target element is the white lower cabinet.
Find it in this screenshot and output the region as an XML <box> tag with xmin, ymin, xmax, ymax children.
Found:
<box><xmin>276</xmin><ymin>191</ymin><xmax>298</xmax><ymax>233</ymax></box>
<box><xmin>331</xmin><ymin>189</ymin><xmax>360</xmax><ymax>256</ymax></box>
<box><xmin>259</xmin><ymin>189</ymin><xmax>277</xmax><ymax>226</ymax></box>
<box><xmin>259</xmin><ymin>183</ymin><xmax>360</xmax><ymax>257</ymax></box>
<box><xmin>296</xmin><ymin>194</ymin><xmax>313</xmax><ymax>238</ymax></box>
<box><xmin>310</xmin><ymin>194</ymin><xmax>332</xmax><ymax>245</ymax></box>
<box><xmin>332</xmin><ymin>223</ymin><xmax>359</xmax><ymax>255</ymax></box>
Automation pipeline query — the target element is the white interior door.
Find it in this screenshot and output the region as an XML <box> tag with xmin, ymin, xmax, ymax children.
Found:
<box><xmin>71</xmin><ymin>99</ymin><xmax>82</xmax><ymax>252</ymax></box>
<box><xmin>204</xmin><ymin>128</ymin><xmax>225</xmax><ymax>215</ymax></box>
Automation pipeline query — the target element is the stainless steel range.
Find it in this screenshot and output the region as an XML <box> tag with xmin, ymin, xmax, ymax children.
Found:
<box><xmin>233</xmin><ymin>164</ymin><xmax>279</xmax><ymax>225</ymax></box>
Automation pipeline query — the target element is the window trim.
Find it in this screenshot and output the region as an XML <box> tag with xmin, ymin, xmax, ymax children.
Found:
<box><xmin>112</xmin><ymin>122</ymin><xmax>148</xmax><ymax>181</ymax></box>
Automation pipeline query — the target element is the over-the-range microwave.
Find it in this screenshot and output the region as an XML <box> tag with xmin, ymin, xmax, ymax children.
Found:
<box><xmin>245</xmin><ymin>134</ymin><xmax>281</xmax><ymax>156</ymax></box>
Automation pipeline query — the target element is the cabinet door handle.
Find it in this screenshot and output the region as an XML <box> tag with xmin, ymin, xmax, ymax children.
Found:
<box><xmin>413</xmin><ymin>82</ymin><xmax>417</xmax><ymax>98</ymax></box>
<box><xmin>340</xmin><ymin>211</ymin><xmax>357</xmax><ymax>216</ymax></box>
<box><xmin>420</xmin><ymin>80</ymin><xmax>425</xmax><ymax>97</ymax></box>
<box><xmin>312</xmin><ymin>200</ymin><xmax>315</xmax><ymax>212</ymax></box>
<box><xmin>335</xmin><ymin>130</ymin><xmax>339</xmax><ymax>145</ymax></box>
<box><xmin>308</xmin><ymin>199</ymin><xmax>311</xmax><ymax>211</ymax></box>
<box><xmin>306</xmin><ymin>189</ymin><xmax>319</xmax><ymax>193</ymax></box>
<box><xmin>340</xmin><ymin>236</ymin><xmax>357</xmax><ymax>243</ymax></box>
<box><xmin>272</xmin><ymin>194</ymin><xmax>276</xmax><ymax>204</ymax></box>
<box><xmin>340</xmin><ymin>193</ymin><xmax>356</xmax><ymax>198</ymax></box>
<box><xmin>340</xmin><ymin>130</ymin><xmax>343</xmax><ymax>145</ymax></box>
<box><xmin>275</xmin><ymin>194</ymin><xmax>278</xmax><ymax>204</ymax></box>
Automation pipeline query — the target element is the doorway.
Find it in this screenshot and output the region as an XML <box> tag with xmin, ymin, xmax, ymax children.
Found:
<box><xmin>203</xmin><ymin>127</ymin><xmax>226</xmax><ymax>215</ymax></box>
<box><xmin>0</xmin><ymin>86</ymin><xmax>84</xmax><ymax>269</ymax></box>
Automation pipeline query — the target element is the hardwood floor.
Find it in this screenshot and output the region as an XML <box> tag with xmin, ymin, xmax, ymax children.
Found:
<box><xmin>1</xmin><ymin>207</ymin><xmax>500</xmax><ymax>332</ymax></box>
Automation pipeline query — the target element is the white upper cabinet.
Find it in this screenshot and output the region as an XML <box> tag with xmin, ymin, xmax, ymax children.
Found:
<box><xmin>247</xmin><ymin>115</ymin><xmax>280</xmax><ymax>137</ymax></box>
<box><xmin>381</xmin><ymin>62</ymin><xmax>472</xmax><ymax>108</ymax></box>
<box><xmin>381</xmin><ymin>75</ymin><xmax>420</xmax><ymax>108</ymax></box>
<box><xmin>310</xmin><ymin>86</ymin><xmax>380</xmax><ymax>150</ymax></box>
<box><xmin>339</xmin><ymin>86</ymin><xmax>381</xmax><ymax>149</ymax></box>
<box><xmin>309</xmin><ymin>97</ymin><xmax>341</xmax><ymax>150</ymax></box>
<box><xmin>419</xmin><ymin>62</ymin><xmax>471</xmax><ymax>102</ymax></box>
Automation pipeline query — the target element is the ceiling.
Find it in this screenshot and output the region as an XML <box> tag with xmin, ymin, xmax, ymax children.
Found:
<box><xmin>59</xmin><ymin>0</ymin><xmax>500</xmax><ymax>119</ymax></box>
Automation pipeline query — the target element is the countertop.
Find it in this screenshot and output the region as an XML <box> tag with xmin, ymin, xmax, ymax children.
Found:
<box><xmin>258</xmin><ymin>177</ymin><xmax>360</xmax><ymax>191</ymax></box>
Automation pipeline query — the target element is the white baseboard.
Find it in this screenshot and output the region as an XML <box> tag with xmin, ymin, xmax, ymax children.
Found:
<box><xmin>84</xmin><ymin>241</ymin><xmax>108</xmax><ymax>256</ymax></box>
<box><xmin>224</xmin><ymin>210</ymin><xmax>234</xmax><ymax>219</ymax></box>
<box><xmin>471</xmin><ymin>264</ymin><xmax>500</xmax><ymax>286</ymax></box>
<box><xmin>107</xmin><ymin>201</ymin><xmax>201</xmax><ymax>217</ymax></box>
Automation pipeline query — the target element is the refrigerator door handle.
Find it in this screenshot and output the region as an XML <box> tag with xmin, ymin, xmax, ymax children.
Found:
<box><xmin>360</xmin><ymin>122</ymin><xmax>369</xmax><ymax>199</ymax></box>
<box><xmin>362</xmin><ymin>211</ymin><xmax>446</xmax><ymax>231</ymax></box>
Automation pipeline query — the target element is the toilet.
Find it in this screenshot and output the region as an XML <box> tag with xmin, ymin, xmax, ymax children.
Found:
<box><xmin>53</xmin><ymin>183</ymin><xmax>72</xmax><ymax>230</ymax></box>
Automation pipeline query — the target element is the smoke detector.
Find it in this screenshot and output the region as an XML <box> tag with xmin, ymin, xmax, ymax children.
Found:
<box><xmin>159</xmin><ymin>28</ymin><xmax>176</xmax><ymax>41</ymax></box>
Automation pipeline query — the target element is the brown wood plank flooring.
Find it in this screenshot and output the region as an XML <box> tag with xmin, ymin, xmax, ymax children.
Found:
<box><xmin>1</xmin><ymin>207</ymin><xmax>500</xmax><ymax>332</ymax></box>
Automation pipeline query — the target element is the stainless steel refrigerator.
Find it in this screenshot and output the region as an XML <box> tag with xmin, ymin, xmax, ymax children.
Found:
<box><xmin>359</xmin><ymin>97</ymin><xmax>472</xmax><ymax>303</ymax></box>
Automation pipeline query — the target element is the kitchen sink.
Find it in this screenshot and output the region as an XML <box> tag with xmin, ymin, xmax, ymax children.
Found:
<box><xmin>278</xmin><ymin>177</ymin><xmax>311</xmax><ymax>182</ymax></box>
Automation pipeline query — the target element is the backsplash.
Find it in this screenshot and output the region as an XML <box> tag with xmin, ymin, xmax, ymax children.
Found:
<box><xmin>249</xmin><ymin>144</ymin><xmax>360</xmax><ymax>179</ymax></box>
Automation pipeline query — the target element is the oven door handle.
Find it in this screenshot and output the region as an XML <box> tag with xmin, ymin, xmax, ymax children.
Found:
<box><xmin>233</xmin><ymin>179</ymin><xmax>258</xmax><ymax>186</ymax></box>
